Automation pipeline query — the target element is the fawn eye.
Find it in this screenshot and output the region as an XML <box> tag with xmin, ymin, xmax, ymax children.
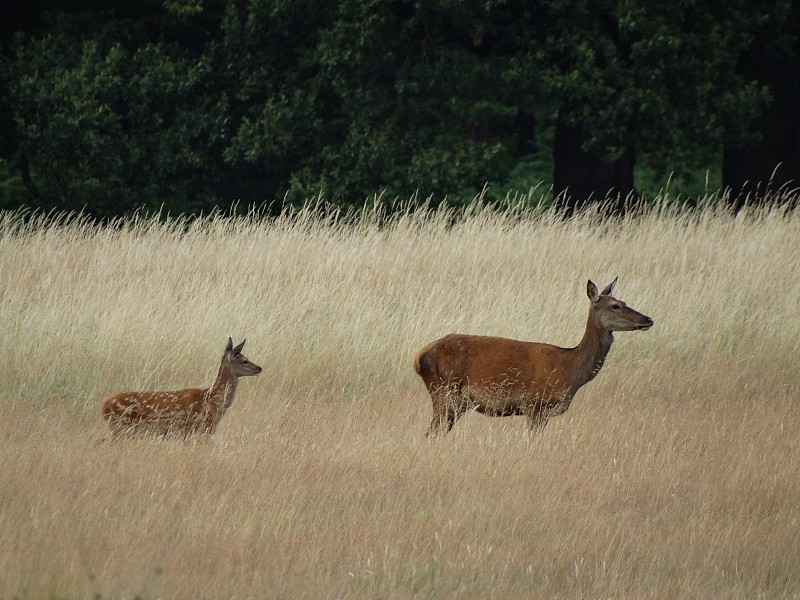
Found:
<box><xmin>611</xmin><ymin>304</ymin><xmax>621</xmax><ymax>310</ymax></box>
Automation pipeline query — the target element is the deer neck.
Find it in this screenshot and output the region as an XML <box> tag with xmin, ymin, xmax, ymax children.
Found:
<box><xmin>571</xmin><ymin>308</ymin><xmax>614</xmax><ymax>388</ymax></box>
<box><xmin>205</xmin><ymin>360</ymin><xmax>239</xmax><ymax>411</ymax></box>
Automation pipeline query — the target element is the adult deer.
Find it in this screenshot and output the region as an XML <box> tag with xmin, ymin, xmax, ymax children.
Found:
<box><xmin>100</xmin><ymin>338</ymin><xmax>262</xmax><ymax>438</ymax></box>
<box><xmin>413</xmin><ymin>278</ymin><xmax>653</xmax><ymax>437</ymax></box>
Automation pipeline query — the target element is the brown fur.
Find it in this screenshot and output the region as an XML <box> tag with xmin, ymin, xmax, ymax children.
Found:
<box><xmin>414</xmin><ymin>278</ymin><xmax>653</xmax><ymax>436</ymax></box>
<box><xmin>100</xmin><ymin>338</ymin><xmax>261</xmax><ymax>439</ymax></box>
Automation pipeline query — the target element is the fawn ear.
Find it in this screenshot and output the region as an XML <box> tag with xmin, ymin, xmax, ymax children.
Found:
<box><xmin>601</xmin><ymin>276</ymin><xmax>618</xmax><ymax>296</ymax></box>
<box><xmin>232</xmin><ymin>339</ymin><xmax>246</xmax><ymax>355</ymax></box>
<box><xmin>225</xmin><ymin>337</ymin><xmax>234</xmax><ymax>353</ymax></box>
<box><xmin>587</xmin><ymin>280</ymin><xmax>600</xmax><ymax>303</ymax></box>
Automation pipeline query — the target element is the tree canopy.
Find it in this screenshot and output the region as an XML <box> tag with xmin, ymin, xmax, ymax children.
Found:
<box><xmin>1</xmin><ymin>0</ymin><xmax>797</xmax><ymax>217</ymax></box>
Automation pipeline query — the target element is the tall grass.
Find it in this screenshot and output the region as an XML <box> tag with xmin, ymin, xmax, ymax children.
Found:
<box><xmin>1</xmin><ymin>198</ymin><xmax>799</xmax><ymax>598</ymax></box>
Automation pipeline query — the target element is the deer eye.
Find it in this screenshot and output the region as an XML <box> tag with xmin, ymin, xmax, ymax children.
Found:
<box><xmin>611</xmin><ymin>304</ymin><xmax>621</xmax><ymax>310</ymax></box>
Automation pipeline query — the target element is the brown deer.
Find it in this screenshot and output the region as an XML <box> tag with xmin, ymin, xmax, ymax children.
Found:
<box><xmin>413</xmin><ymin>277</ymin><xmax>653</xmax><ymax>437</ymax></box>
<box><xmin>100</xmin><ymin>338</ymin><xmax>262</xmax><ymax>438</ymax></box>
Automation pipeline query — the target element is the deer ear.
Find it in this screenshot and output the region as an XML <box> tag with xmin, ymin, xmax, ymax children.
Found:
<box><xmin>587</xmin><ymin>280</ymin><xmax>600</xmax><ymax>303</ymax></box>
<box><xmin>601</xmin><ymin>276</ymin><xmax>618</xmax><ymax>296</ymax></box>
<box><xmin>225</xmin><ymin>337</ymin><xmax>233</xmax><ymax>352</ymax></box>
<box><xmin>232</xmin><ymin>339</ymin><xmax>246</xmax><ymax>355</ymax></box>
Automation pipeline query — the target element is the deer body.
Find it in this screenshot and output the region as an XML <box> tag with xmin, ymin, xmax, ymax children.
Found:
<box><xmin>414</xmin><ymin>278</ymin><xmax>652</xmax><ymax>436</ymax></box>
<box><xmin>100</xmin><ymin>338</ymin><xmax>261</xmax><ymax>438</ymax></box>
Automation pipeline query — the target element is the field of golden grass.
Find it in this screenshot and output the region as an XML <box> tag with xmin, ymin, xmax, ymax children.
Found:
<box><xmin>1</xmin><ymin>200</ymin><xmax>798</xmax><ymax>598</ymax></box>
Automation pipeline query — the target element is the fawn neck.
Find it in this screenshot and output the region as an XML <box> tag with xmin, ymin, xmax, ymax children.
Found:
<box><xmin>570</xmin><ymin>306</ymin><xmax>614</xmax><ymax>388</ymax></box>
<box><xmin>205</xmin><ymin>358</ymin><xmax>239</xmax><ymax>410</ymax></box>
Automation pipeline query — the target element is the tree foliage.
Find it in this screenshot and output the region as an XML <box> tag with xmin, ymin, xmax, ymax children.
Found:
<box><xmin>535</xmin><ymin>0</ymin><xmax>770</xmax><ymax>209</ymax></box>
<box><xmin>0</xmin><ymin>0</ymin><xmax>795</xmax><ymax>216</ymax></box>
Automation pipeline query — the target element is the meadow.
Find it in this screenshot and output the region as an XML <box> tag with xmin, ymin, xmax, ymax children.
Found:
<box><xmin>0</xmin><ymin>197</ymin><xmax>798</xmax><ymax>598</ymax></box>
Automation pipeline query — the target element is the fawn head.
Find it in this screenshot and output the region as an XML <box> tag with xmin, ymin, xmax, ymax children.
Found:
<box><xmin>224</xmin><ymin>338</ymin><xmax>263</xmax><ymax>377</ymax></box>
<box><xmin>588</xmin><ymin>277</ymin><xmax>653</xmax><ymax>332</ymax></box>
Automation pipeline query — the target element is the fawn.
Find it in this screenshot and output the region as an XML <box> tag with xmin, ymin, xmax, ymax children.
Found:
<box><xmin>100</xmin><ymin>338</ymin><xmax>261</xmax><ymax>438</ymax></box>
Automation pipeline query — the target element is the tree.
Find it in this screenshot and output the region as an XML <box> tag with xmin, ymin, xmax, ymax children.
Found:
<box><xmin>0</xmin><ymin>0</ymin><xmax>789</xmax><ymax>217</ymax></box>
<box><xmin>219</xmin><ymin>0</ymin><xmax>542</xmax><ymax>205</ymax></box>
<box><xmin>722</xmin><ymin>0</ymin><xmax>799</xmax><ymax>209</ymax></box>
<box><xmin>2</xmin><ymin>0</ymin><xmax>234</xmax><ymax>216</ymax></box>
<box><xmin>2</xmin><ymin>0</ymin><xmax>545</xmax><ymax>216</ymax></box>
<box><xmin>536</xmin><ymin>0</ymin><xmax>766</xmax><ymax>213</ymax></box>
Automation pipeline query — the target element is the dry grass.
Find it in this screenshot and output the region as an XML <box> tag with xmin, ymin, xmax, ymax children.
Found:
<box><xmin>1</xmin><ymin>199</ymin><xmax>799</xmax><ymax>599</ymax></box>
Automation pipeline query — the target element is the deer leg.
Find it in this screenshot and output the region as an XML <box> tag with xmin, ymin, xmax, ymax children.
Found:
<box><xmin>427</xmin><ymin>385</ymin><xmax>465</xmax><ymax>437</ymax></box>
<box><xmin>427</xmin><ymin>406</ymin><xmax>467</xmax><ymax>437</ymax></box>
<box><xmin>427</xmin><ymin>396</ymin><xmax>451</xmax><ymax>437</ymax></box>
<box><xmin>441</xmin><ymin>390</ymin><xmax>470</xmax><ymax>434</ymax></box>
<box><xmin>526</xmin><ymin>406</ymin><xmax>549</xmax><ymax>434</ymax></box>
<box><xmin>106</xmin><ymin>418</ymin><xmax>127</xmax><ymax>441</ymax></box>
